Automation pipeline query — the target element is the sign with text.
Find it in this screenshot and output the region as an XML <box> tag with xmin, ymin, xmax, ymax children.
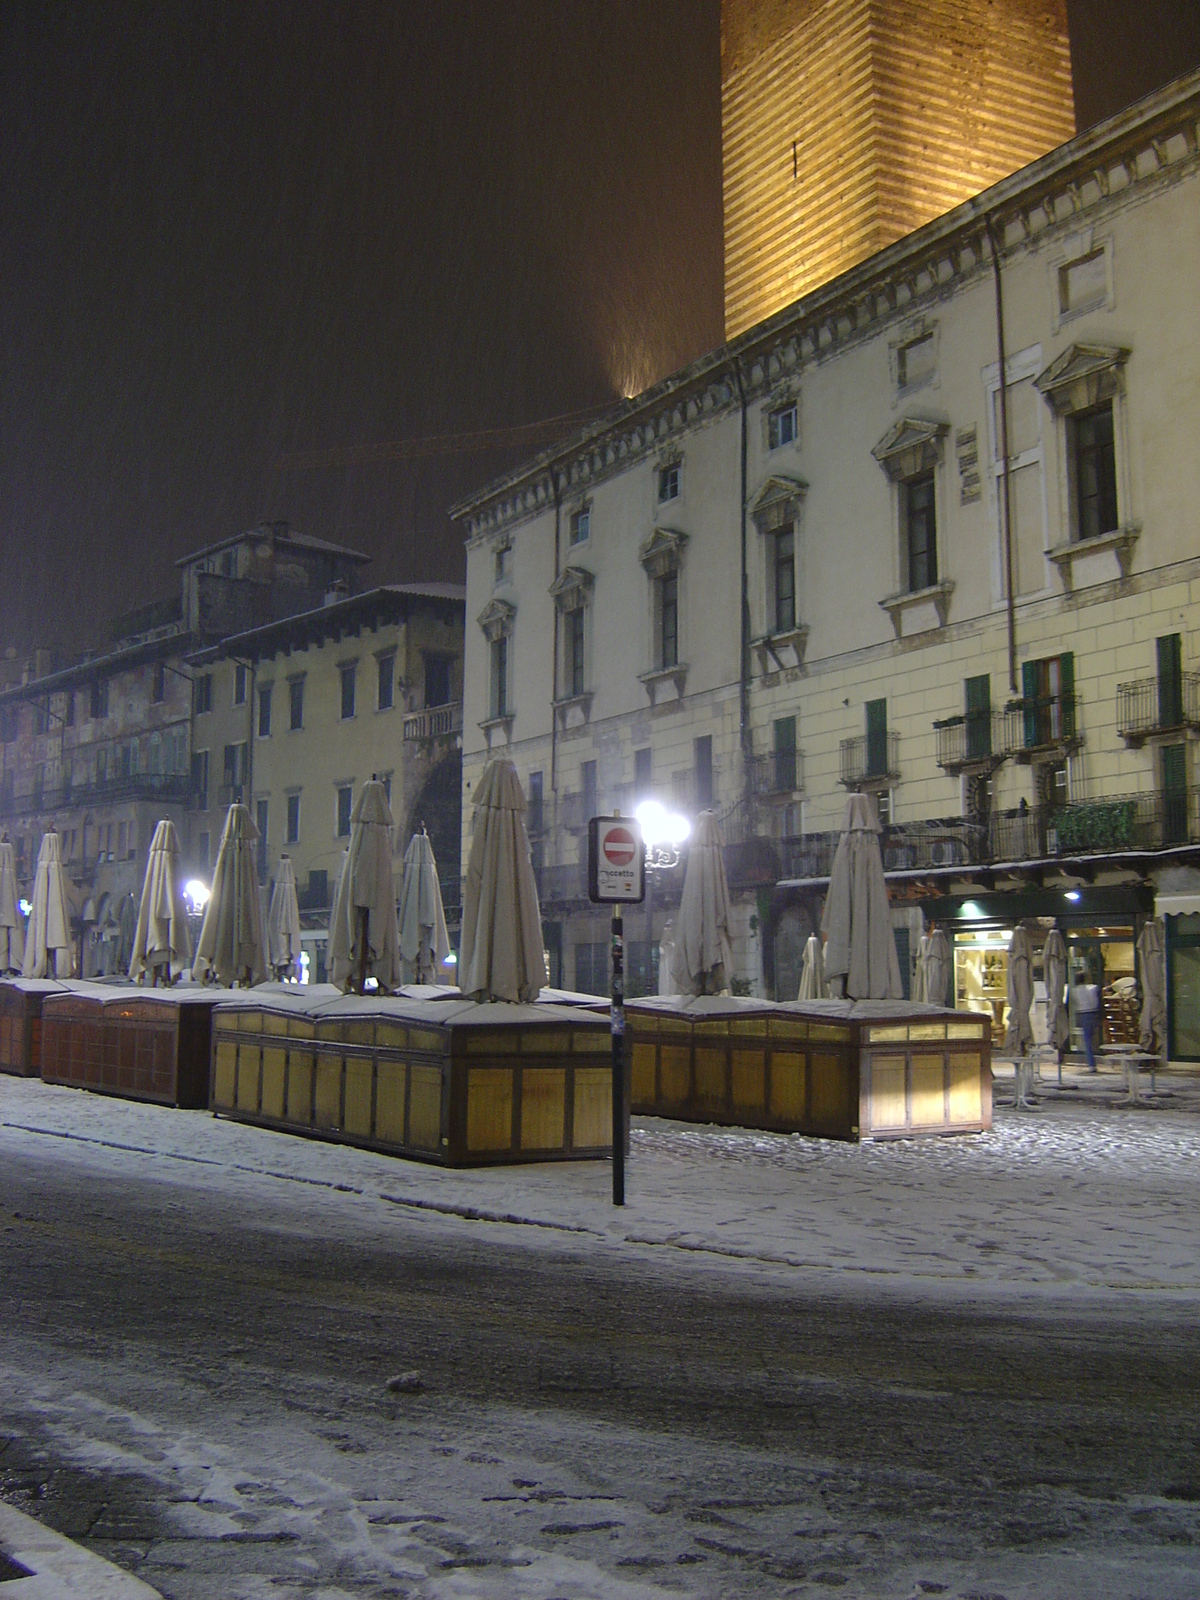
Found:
<box><xmin>587</xmin><ymin>815</ymin><xmax>645</xmax><ymax>904</ymax></box>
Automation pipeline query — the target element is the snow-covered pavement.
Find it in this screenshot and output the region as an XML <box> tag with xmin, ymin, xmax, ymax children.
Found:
<box><xmin>3</xmin><ymin>1073</ymin><xmax>1199</xmax><ymax>1304</ymax></box>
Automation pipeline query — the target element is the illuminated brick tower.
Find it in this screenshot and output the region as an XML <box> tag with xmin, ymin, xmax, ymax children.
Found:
<box><xmin>722</xmin><ymin>0</ymin><xmax>1075</xmax><ymax>337</ymax></box>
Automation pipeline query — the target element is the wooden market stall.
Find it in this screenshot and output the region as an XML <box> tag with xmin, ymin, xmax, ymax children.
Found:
<box><xmin>0</xmin><ymin>978</ymin><xmax>70</xmax><ymax>1077</ymax></box>
<box><xmin>627</xmin><ymin>995</ymin><xmax>990</xmax><ymax>1141</ymax></box>
<box><xmin>40</xmin><ymin>985</ymin><xmax>230</xmax><ymax>1109</ymax></box>
<box><xmin>209</xmin><ymin>992</ymin><xmax>615</xmax><ymax>1167</ymax></box>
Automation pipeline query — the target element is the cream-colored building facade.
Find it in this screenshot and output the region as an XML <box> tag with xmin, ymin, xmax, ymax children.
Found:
<box><xmin>455</xmin><ymin>73</ymin><xmax>1200</xmax><ymax>1055</ymax></box>
<box><xmin>190</xmin><ymin>583</ymin><xmax>465</xmax><ymax>980</ymax></box>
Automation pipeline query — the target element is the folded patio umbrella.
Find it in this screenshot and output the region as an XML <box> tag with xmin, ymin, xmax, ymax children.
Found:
<box><xmin>129</xmin><ymin>819</ymin><xmax>189</xmax><ymax>982</ymax></box>
<box><xmin>192</xmin><ymin>803</ymin><xmax>267</xmax><ymax>987</ymax></box>
<box><xmin>1137</xmin><ymin>917</ymin><xmax>1166</xmax><ymax>1054</ymax></box>
<box><xmin>923</xmin><ymin>927</ymin><xmax>951</xmax><ymax>1008</ymax></box>
<box><xmin>671</xmin><ymin>810</ymin><xmax>735</xmax><ymax>997</ymax></box>
<box><xmin>821</xmin><ymin>794</ymin><xmax>902</xmax><ymax>1001</ymax></box>
<box><xmin>657</xmin><ymin>919</ymin><xmax>676</xmax><ymax>997</ymax></box>
<box><xmin>397</xmin><ymin>828</ymin><xmax>451</xmax><ymax>984</ymax></box>
<box><xmin>459</xmin><ymin>758</ymin><xmax>547</xmax><ymax>1003</ymax></box>
<box><xmin>1003</xmin><ymin>926</ymin><xmax>1035</xmax><ymax>1055</ymax></box>
<box><xmin>797</xmin><ymin>932</ymin><xmax>827</xmax><ymax>999</ymax></box>
<box><xmin>330</xmin><ymin>779</ymin><xmax>402</xmax><ymax>992</ymax></box>
<box><xmin>1042</xmin><ymin>927</ymin><xmax>1070</xmax><ymax>1052</ymax></box>
<box><xmin>0</xmin><ymin>840</ymin><xmax>25</xmax><ymax>974</ymax></box>
<box><xmin>22</xmin><ymin>831</ymin><xmax>73</xmax><ymax>979</ymax></box>
<box><xmin>267</xmin><ymin>855</ymin><xmax>303</xmax><ymax>978</ymax></box>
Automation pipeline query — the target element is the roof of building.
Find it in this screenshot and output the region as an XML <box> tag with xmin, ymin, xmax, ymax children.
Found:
<box><xmin>184</xmin><ymin>582</ymin><xmax>466</xmax><ymax>666</ymax></box>
<box><xmin>0</xmin><ymin>629</ymin><xmax>188</xmax><ymax>706</ymax></box>
<box><xmin>450</xmin><ymin>66</ymin><xmax>1200</xmax><ymax>530</ymax></box>
<box><xmin>175</xmin><ymin>522</ymin><xmax>371</xmax><ymax>568</ymax></box>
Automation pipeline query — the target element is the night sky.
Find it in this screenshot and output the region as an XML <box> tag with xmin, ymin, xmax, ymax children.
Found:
<box><xmin>3</xmin><ymin>1</ymin><xmax>1198</xmax><ymax>658</ymax></box>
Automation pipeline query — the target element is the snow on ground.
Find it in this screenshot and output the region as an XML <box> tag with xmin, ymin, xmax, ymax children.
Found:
<box><xmin>3</xmin><ymin>1070</ymin><xmax>1199</xmax><ymax>1305</ymax></box>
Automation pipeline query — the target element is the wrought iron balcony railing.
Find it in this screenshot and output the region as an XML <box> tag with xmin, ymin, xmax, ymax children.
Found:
<box><xmin>0</xmin><ymin>770</ymin><xmax>195</xmax><ymax>819</ymax></box>
<box><xmin>746</xmin><ymin>750</ymin><xmax>804</xmax><ymax>797</ymax></box>
<box><xmin>1116</xmin><ymin>673</ymin><xmax>1200</xmax><ymax>744</ymax></box>
<box><xmin>839</xmin><ymin>731</ymin><xmax>900</xmax><ymax>787</ymax></box>
<box><xmin>990</xmin><ymin>789</ymin><xmax>1199</xmax><ymax>859</ymax></box>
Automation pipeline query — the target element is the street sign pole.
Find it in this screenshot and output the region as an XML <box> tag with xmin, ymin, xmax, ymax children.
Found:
<box><xmin>611</xmin><ymin>903</ymin><xmax>624</xmax><ymax>1207</ymax></box>
<box><xmin>587</xmin><ymin>810</ymin><xmax>643</xmax><ymax>1209</ymax></box>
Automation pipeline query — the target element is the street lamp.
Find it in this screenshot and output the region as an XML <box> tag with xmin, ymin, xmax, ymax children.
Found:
<box><xmin>634</xmin><ymin>801</ymin><xmax>690</xmax><ymax>993</ymax></box>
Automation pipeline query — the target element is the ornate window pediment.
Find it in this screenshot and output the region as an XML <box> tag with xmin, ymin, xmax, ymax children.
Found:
<box><xmin>639</xmin><ymin>526</ymin><xmax>688</xmax><ymax>580</ymax></box>
<box><xmin>476</xmin><ymin>597</ymin><xmax>515</xmax><ymax>643</ymax></box>
<box><xmin>1034</xmin><ymin>343</ymin><xmax>1130</xmax><ymax>417</ymax></box>
<box><xmin>548</xmin><ymin>565</ymin><xmax>594</xmax><ymax>612</ymax></box>
<box><xmin>750</xmin><ymin>475</ymin><xmax>808</xmax><ymax>534</ymax></box>
<box><xmin>872</xmin><ymin>418</ymin><xmax>948</xmax><ymax>482</ymax></box>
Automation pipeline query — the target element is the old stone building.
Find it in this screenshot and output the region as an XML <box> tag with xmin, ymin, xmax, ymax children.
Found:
<box><xmin>0</xmin><ymin>522</ymin><xmax>370</xmax><ymax>973</ymax></box>
<box><xmin>454</xmin><ymin>72</ymin><xmax>1200</xmax><ymax>1057</ymax></box>
<box><xmin>188</xmin><ymin>583</ymin><xmax>465</xmax><ymax>981</ymax></box>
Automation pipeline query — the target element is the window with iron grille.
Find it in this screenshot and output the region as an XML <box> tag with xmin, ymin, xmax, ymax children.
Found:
<box><xmin>658</xmin><ymin>572</ymin><xmax>678</xmax><ymax>668</ymax></box>
<box><xmin>774</xmin><ymin>528</ymin><xmax>796</xmax><ymax>632</ymax></box>
<box><xmin>1070</xmin><ymin>401</ymin><xmax>1118</xmax><ymax>542</ymax></box>
<box><xmin>902</xmin><ymin>470</ymin><xmax>937</xmax><ymax>591</ymax></box>
<box><xmin>566</xmin><ymin>609</ymin><xmax>585</xmax><ymax>697</ymax></box>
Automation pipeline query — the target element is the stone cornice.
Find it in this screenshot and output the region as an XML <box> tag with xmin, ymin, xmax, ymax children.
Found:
<box><xmin>452</xmin><ymin>70</ymin><xmax>1200</xmax><ymax>546</ymax></box>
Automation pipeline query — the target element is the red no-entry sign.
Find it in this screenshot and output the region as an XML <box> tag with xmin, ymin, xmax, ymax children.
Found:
<box><xmin>588</xmin><ymin>815</ymin><xmax>645</xmax><ymax>904</ymax></box>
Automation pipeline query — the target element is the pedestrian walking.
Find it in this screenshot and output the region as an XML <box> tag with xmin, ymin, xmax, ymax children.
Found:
<box><xmin>1074</xmin><ymin>970</ymin><xmax>1101</xmax><ymax>1072</ymax></box>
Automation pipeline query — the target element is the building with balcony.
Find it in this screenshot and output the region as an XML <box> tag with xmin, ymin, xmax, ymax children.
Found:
<box><xmin>187</xmin><ymin>583</ymin><xmax>465</xmax><ymax>981</ymax></box>
<box><xmin>0</xmin><ymin>523</ymin><xmax>375</xmax><ymax>974</ymax></box>
<box><xmin>453</xmin><ymin>72</ymin><xmax>1200</xmax><ymax>1056</ymax></box>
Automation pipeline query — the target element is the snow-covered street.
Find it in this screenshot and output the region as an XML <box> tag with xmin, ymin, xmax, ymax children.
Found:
<box><xmin>3</xmin><ymin>1074</ymin><xmax>1200</xmax><ymax>1598</ymax></box>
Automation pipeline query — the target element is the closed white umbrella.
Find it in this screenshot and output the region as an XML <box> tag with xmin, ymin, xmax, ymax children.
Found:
<box><xmin>192</xmin><ymin>803</ymin><xmax>267</xmax><ymax>987</ymax></box>
<box><xmin>1043</xmin><ymin>927</ymin><xmax>1070</xmax><ymax>1052</ymax></box>
<box><xmin>1003</xmin><ymin>926</ymin><xmax>1035</xmax><ymax>1055</ymax></box>
<box><xmin>924</xmin><ymin>927</ymin><xmax>952</xmax><ymax>1008</ymax></box>
<box><xmin>671</xmin><ymin>811</ymin><xmax>734</xmax><ymax>997</ymax></box>
<box><xmin>459</xmin><ymin>758</ymin><xmax>547</xmax><ymax>1003</ymax></box>
<box><xmin>821</xmin><ymin>795</ymin><xmax>902</xmax><ymax>1001</ymax></box>
<box><xmin>0</xmin><ymin>840</ymin><xmax>25</xmax><ymax>974</ymax></box>
<box><xmin>797</xmin><ymin>932</ymin><xmax>827</xmax><ymax>999</ymax></box>
<box><xmin>129</xmin><ymin>819</ymin><xmax>188</xmax><ymax>983</ymax></box>
<box><xmin>912</xmin><ymin>934</ymin><xmax>929</xmax><ymax>1002</ymax></box>
<box><xmin>657</xmin><ymin>919</ymin><xmax>676</xmax><ymax>997</ymax></box>
<box><xmin>397</xmin><ymin>828</ymin><xmax>451</xmax><ymax>984</ymax></box>
<box><xmin>22</xmin><ymin>831</ymin><xmax>73</xmax><ymax>979</ymax></box>
<box><xmin>330</xmin><ymin>779</ymin><xmax>402</xmax><ymax>992</ymax></box>
<box><xmin>267</xmin><ymin>856</ymin><xmax>303</xmax><ymax>978</ymax></box>
<box><xmin>1137</xmin><ymin>917</ymin><xmax>1167</xmax><ymax>1055</ymax></box>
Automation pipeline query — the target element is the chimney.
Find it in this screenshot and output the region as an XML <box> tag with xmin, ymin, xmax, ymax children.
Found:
<box><xmin>323</xmin><ymin>578</ymin><xmax>349</xmax><ymax>608</ymax></box>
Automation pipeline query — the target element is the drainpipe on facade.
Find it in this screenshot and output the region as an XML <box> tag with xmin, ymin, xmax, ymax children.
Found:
<box><xmin>550</xmin><ymin>466</ymin><xmax>562</xmax><ymax>802</ymax></box>
<box><xmin>986</xmin><ymin>212</ymin><xmax>1019</xmax><ymax>695</ymax></box>
<box><xmin>732</xmin><ymin>357</ymin><xmax>751</xmax><ymax>782</ymax></box>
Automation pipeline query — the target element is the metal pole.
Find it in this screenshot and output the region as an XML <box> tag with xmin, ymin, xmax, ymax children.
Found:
<box><xmin>611</xmin><ymin>903</ymin><xmax>625</xmax><ymax>1206</ymax></box>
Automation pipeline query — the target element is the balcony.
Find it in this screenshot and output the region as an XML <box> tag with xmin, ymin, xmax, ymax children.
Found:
<box><xmin>934</xmin><ymin>708</ymin><xmax>1025</xmax><ymax>771</ymax></box>
<box><xmin>747</xmin><ymin>750</ymin><xmax>804</xmax><ymax>798</ymax></box>
<box><xmin>990</xmin><ymin>789</ymin><xmax>1200</xmax><ymax>860</ymax></box>
<box><xmin>403</xmin><ymin>703</ymin><xmax>462</xmax><ymax>741</ymax></box>
<box><xmin>839</xmin><ymin>731</ymin><xmax>900</xmax><ymax>788</ymax></box>
<box><xmin>0</xmin><ymin>770</ymin><xmax>195</xmax><ymax>819</ymax></box>
<box><xmin>1116</xmin><ymin>674</ymin><xmax>1200</xmax><ymax>745</ymax></box>
<box><xmin>1012</xmin><ymin>693</ymin><xmax>1082</xmax><ymax>760</ymax></box>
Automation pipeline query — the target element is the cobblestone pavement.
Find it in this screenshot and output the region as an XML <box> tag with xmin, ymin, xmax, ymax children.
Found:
<box><xmin>2</xmin><ymin>1077</ymin><xmax>1199</xmax><ymax>1598</ymax></box>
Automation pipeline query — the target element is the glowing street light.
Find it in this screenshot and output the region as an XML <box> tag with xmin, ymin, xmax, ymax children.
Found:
<box><xmin>184</xmin><ymin>879</ymin><xmax>211</xmax><ymax>911</ymax></box>
<box><xmin>634</xmin><ymin>800</ymin><xmax>690</xmax><ymax>866</ymax></box>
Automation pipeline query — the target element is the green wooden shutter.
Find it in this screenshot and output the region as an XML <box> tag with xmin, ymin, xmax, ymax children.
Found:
<box><xmin>1022</xmin><ymin>660</ymin><xmax>1038</xmax><ymax>748</ymax></box>
<box><xmin>1163</xmin><ymin>742</ymin><xmax>1187</xmax><ymax>846</ymax></box>
<box><xmin>773</xmin><ymin>716</ymin><xmax>796</xmax><ymax>792</ymax></box>
<box><xmin>866</xmin><ymin>698</ymin><xmax>888</xmax><ymax>777</ymax></box>
<box><xmin>1158</xmin><ymin>633</ymin><xmax>1183</xmax><ymax>728</ymax></box>
<box><xmin>1059</xmin><ymin>651</ymin><xmax>1075</xmax><ymax>739</ymax></box>
<box><xmin>965</xmin><ymin>674</ymin><xmax>991</xmax><ymax>761</ymax></box>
